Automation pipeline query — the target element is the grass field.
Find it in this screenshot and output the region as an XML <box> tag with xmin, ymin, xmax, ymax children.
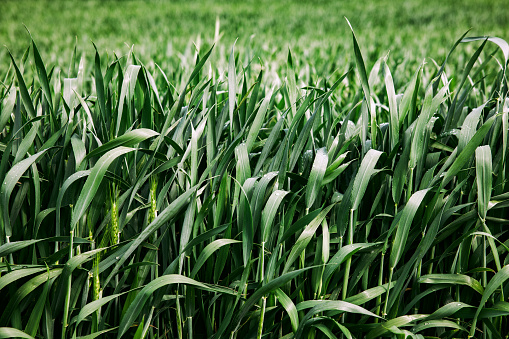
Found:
<box><xmin>1</xmin><ymin>1</ymin><xmax>509</xmax><ymax>338</ymax></box>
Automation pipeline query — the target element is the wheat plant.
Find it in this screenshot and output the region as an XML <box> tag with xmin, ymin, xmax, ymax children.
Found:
<box><xmin>0</xmin><ymin>21</ymin><xmax>508</xmax><ymax>339</ymax></box>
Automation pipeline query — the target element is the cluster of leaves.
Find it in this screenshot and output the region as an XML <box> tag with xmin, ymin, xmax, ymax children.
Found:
<box><xmin>0</xmin><ymin>25</ymin><xmax>509</xmax><ymax>339</ymax></box>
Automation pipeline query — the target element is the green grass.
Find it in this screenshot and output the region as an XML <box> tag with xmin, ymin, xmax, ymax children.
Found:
<box><xmin>1</xmin><ymin>1</ymin><xmax>509</xmax><ymax>338</ymax></box>
<box><xmin>1</xmin><ymin>0</ymin><xmax>509</xmax><ymax>73</ymax></box>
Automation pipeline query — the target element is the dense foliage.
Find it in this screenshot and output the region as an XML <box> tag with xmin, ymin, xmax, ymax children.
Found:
<box><xmin>1</xmin><ymin>4</ymin><xmax>509</xmax><ymax>338</ymax></box>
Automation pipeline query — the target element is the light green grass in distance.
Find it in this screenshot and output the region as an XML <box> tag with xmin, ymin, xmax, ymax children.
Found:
<box><xmin>1</xmin><ymin>0</ymin><xmax>509</xmax><ymax>75</ymax></box>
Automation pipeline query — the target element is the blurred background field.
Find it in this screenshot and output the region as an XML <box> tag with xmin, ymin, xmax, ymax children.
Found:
<box><xmin>1</xmin><ymin>0</ymin><xmax>509</xmax><ymax>75</ymax></box>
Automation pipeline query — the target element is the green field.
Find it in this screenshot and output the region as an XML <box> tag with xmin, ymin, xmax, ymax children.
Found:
<box><xmin>1</xmin><ymin>1</ymin><xmax>509</xmax><ymax>338</ymax></box>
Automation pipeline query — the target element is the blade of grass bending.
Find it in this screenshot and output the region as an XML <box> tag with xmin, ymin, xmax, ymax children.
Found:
<box><xmin>444</xmin><ymin>39</ymin><xmax>487</xmax><ymax>130</ymax></box>
<box><xmin>117</xmin><ymin>274</ymin><xmax>235</xmax><ymax>338</ymax></box>
<box><xmin>386</xmin><ymin>188</ymin><xmax>430</xmax><ymax>314</ymax></box>
<box><xmin>239</xmin><ymin>178</ymin><xmax>256</xmax><ymax>266</ymax></box>
<box><xmin>274</xmin><ymin>288</ymin><xmax>299</xmax><ymax>333</ymax></box>
<box><xmin>0</xmin><ymin>267</ymin><xmax>47</xmax><ymax>291</ymax></box>
<box><xmin>1</xmin><ymin>149</ymin><xmax>49</xmax><ymax>242</ymax></box>
<box><xmin>476</xmin><ymin>146</ymin><xmax>492</xmax><ymax>220</ymax></box>
<box><xmin>344</xmin><ymin>281</ymin><xmax>395</xmax><ymax>306</ymax></box>
<box><xmin>75</xmin><ymin>289</ymin><xmax>138</xmax><ymax>326</ymax></box>
<box><xmin>24</xmin><ymin>272</ymin><xmax>51</xmax><ymax>337</ymax></box>
<box><xmin>115</xmin><ymin>65</ymin><xmax>141</xmax><ymax>138</ymax></box>
<box><xmin>409</xmin><ymin>83</ymin><xmax>449</xmax><ymax>174</ymax></box>
<box><xmin>0</xmin><ymin>87</ymin><xmax>15</xmax><ymax>133</ymax></box>
<box><xmin>282</xmin><ymin>205</ymin><xmax>334</xmax><ymax>274</ymax></box>
<box><xmin>423</xmin><ymin>301</ymin><xmax>474</xmax><ymax>321</ymax></box>
<box><xmin>345</xmin><ymin>18</ymin><xmax>375</xmax><ymax>149</ymax></box>
<box><xmin>296</xmin><ymin>300</ymin><xmax>382</xmax><ymax>338</ymax></box>
<box><xmin>32</xmin><ymin>40</ymin><xmax>53</xmax><ymax>112</ymax></box>
<box><xmin>386</xmin><ymin>195</ymin><xmax>445</xmax><ymax>315</ymax></box>
<box><xmin>432</xmin><ymin>30</ymin><xmax>471</xmax><ymax>93</ymax></box>
<box><xmin>305</xmin><ymin>147</ymin><xmax>328</xmax><ymax>210</ymax></box>
<box><xmin>54</xmin><ymin>248</ymin><xmax>105</xmax><ymax>315</ymax></box>
<box><xmin>399</xmin><ymin>63</ymin><xmax>422</xmax><ymax>126</ymax></box>
<box><xmin>413</xmin><ymin>320</ymin><xmax>468</xmax><ymax>333</ymax></box>
<box><xmin>8</xmin><ymin>52</ymin><xmax>36</xmax><ymax>119</ymax></box>
<box><xmin>462</xmin><ymin>36</ymin><xmax>509</xmax><ymax>66</ymax></box>
<box><xmin>246</xmin><ymin>88</ymin><xmax>273</xmax><ymax>153</ymax></box>
<box><xmin>232</xmin><ymin>267</ymin><xmax>312</xmax><ymax>334</ymax></box>
<box><xmin>70</xmin><ymin>147</ymin><xmax>135</xmax><ymax>232</ymax></box>
<box><xmin>470</xmin><ymin>265</ymin><xmax>509</xmax><ymax>337</ymax></box>
<box><xmin>75</xmin><ymin>328</ymin><xmax>117</xmax><ymax>339</ymax></box>
<box><xmin>322</xmin><ymin>243</ymin><xmax>379</xmax><ymax>290</ymax></box>
<box><xmin>13</xmin><ymin>122</ymin><xmax>38</xmax><ymax>164</ymax></box>
<box><xmin>0</xmin><ymin>269</ymin><xmax>62</xmax><ymax>325</ymax></box>
<box><xmin>0</xmin><ymin>239</ymin><xmax>49</xmax><ymax>258</ymax></box>
<box><xmin>261</xmin><ymin>190</ymin><xmax>289</xmax><ymax>244</ymax></box>
<box><xmin>418</xmin><ymin>274</ymin><xmax>484</xmax><ymax>294</ymax></box>
<box><xmin>190</xmin><ymin>239</ymin><xmax>241</xmax><ymax>278</ymax></box>
<box><xmin>366</xmin><ymin>314</ymin><xmax>427</xmax><ymax>339</ymax></box>
<box><xmin>92</xmin><ymin>43</ymin><xmax>106</xmax><ymax>116</ymax></box>
<box><xmin>351</xmin><ymin>149</ymin><xmax>383</xmax><ymax>211</ymax></box>
<box><xmin>86</xmin><ymin>129</ymin><xmax>159</xmax><ymax>160</ymax></box>
<box><xmin>251</xmin><ymin>171</ymin><xmax>278</xmax><ymax>234</ymax></box>
<box><xmin>440</xmin><ymin>114</ymin><xmax>497</xmax><ymax>187</ymax></box>
<box><xmin>55</xmin><ymin>170</ymin><xmax>90</xmax><ymax>250</ymax></box>
<box><xmin>383</xmin><ymin>59</ymin><xmax>399</xmax><ymax>151</ymax></box>
<box><xmin>457</xmin><ymin>103</ymin><xmax>486</xmax><ymax>154</ymax></box>
<box><xmin>316</xmin><ymin>322</ymin><xmax>352</xmax><ymax>339</ymax></box>
<box><xmin>0</xmin><ymin>328</ymin><xmax>34</xmax><ymax>339</ymax></box>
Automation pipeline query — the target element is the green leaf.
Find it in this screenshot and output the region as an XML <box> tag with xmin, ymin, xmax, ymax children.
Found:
<box><xmin>0</xmin><ymin>327</ymin><xmax>34</xmax><ymax>339</ymax></box>
<box><xmin>367</xmin><ymin>314</ymin><xmax>427</xmax><ymax>339</ymax></box>
<box><xmin>442</xmin><ymin>113</ymin><xmax>497</xmax><ymax>186</ymax></box>
<box><xmin>390</xmin><ymin>189</ymin><xmax>429</xmax><ymax>268</ymax></box>
<box><xmin>1</xmin><ymin>149</ymin><xmax>49</xmax><ymax>239</ymax></box>
<box><xmin>413</xmin><ymin>319</ymin><xmax>467</xmax><ymax>333</ymax></box>
<box><xmin>274</xmin><ymin>288</ymin><xmax>299</xmax><ymax>333</ymax></box>
<box><xmin>233</xmin><ymin>267</ymin><xmax>312</xmax><ymax>333</ymax></box>
<box><xmin>85</xmin><ymin>129</ymin><xmax>159</xmax><ymax>160</ymax></box>
<box><xmin>305</xmin><ymin>147</ymin><xmax>328</xmax><ymax>209</ymax></box>
<box><xmin>0</xmin><ymin>269</ymin><xmax>62</xmax><ymax>324</ymax></box>
<box><xmin>118</xmin><ymin>274</ymin><xmax>235</xmax><ymax>338</ymax></box>
<box><xmin>71</xmin><ymin>147</ymin><xmax>135</xmax><ymax>231</ymax></box>
<box><xmin>0</xmin><ymin>267</ymin><xmax>47</xmax><ymax>291</ymax></box>
<box><xmin>296</xmin><ymin>300</ymin><xmax>382</xmax><ymax>338</ymax></box>
<box><xmin>261</xmin><ymin>190</ymin><xmax>289</xmax><ymax>243</ymax></box>
<box><xmin>76</xmin><ymin>290</ymin><xmax>133</xmax><ymax>325</ymax></box>
<box><xmin>418</xmin><ymin>274</ymin><xmax>484</xmax><ymax>294</ymax></box>
<box><xmin>283</xmin><ymin>204</ymin><xmax>334</xmax><ymax>274</ymax></box>
<box><xmin>471</xmin><ymin>265</ymin><xmax>509</xmax><ymax>336</ymax></box>
<box><xmin>32</xmin><ymin>40</ymin><xmax>53</xmax><ymax>112</ymax></box>
<box><xmin>476</xmin><ymin>145</ymin><xmax>492</xmax><ymax>220</ymax></box>
<box><xmin>190</xmin><ymin>239</ymin><xmax>240</xmax><ymax>278</ymax></box>
<box><xmin>383</xmin><ymin>60</ymin><xmax>399</xmax><ymax>150</ymax></box>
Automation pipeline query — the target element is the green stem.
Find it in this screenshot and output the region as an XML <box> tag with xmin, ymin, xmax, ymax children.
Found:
<box><xmin>62</xmin><ymin>229</ymin><xmax>74</xmax><ymax>339</ymax></box>
<box><xmin>257</xmin><ymin>297</ymin><xmax>267</xmax><ymax>339</ymax></box>
<box><xmin>342</xmin><ymin>209</ymin><xmax>355</xmax><ymax>300</ymax></box>
<box><xmin>383</xmin><ymin>267</ymin><xmax>393</xmax><ymax>318</ymax></box>
<box><xmin>375</xmin><ymin>251</ymin><xmax>385</xmax><ymax>322</ymax></box>
<box><xmin>407</xmin><ymin>168</ymin><xmax>414</xmax><ymax>202</ymax></box>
